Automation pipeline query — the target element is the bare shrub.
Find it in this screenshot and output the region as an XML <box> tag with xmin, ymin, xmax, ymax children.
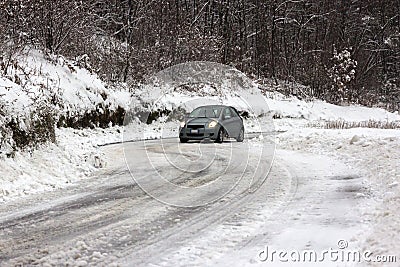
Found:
<box><xmin>308</xmin><ymin>120</ymin><xmax>400</xmax><ymax>129</ymax></box>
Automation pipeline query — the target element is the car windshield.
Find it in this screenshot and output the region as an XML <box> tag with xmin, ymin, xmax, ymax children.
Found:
<box><xmin>189</xmin><ymin>106</ymin><xmax>222</xmax><ymax>118</ymax></box>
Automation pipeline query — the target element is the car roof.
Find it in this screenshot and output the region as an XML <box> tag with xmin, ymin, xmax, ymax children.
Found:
<box><xmin>195</xmin><ymin>105</ymin><xmax>229</xmax><ymax>108</ymax></box>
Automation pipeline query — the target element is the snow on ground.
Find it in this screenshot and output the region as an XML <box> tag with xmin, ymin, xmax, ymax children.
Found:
<box><xmin>277</xmin><ymin>127</ymin><xmax>400</xmax><ymax>265</ymax></box>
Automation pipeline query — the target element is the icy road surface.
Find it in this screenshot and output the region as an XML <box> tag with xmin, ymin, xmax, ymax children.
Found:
<box><xmin>0</xmin><ymin>138</ymin><xmax>371</xmax><ymax>266</ymax></box>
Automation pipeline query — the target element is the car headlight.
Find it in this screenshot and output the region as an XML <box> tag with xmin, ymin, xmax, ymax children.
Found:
<box><xmin>180</xmin><ymin>121</ymin><xmax>186</xmax><ymax>128</ymax></box>
<box><xmin>208</xmin><ymin>121</ymin><xmax>218</xmax><ymax>128</ymax></box>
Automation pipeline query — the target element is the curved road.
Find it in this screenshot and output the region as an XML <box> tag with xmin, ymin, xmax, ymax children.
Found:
<box><xmin>0</xmin><ymin>138</ymin><xmax>370</xmax><ymax>266</ymax></box>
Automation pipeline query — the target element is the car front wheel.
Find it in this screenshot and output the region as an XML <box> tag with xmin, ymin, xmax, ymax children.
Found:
<box><xmin>180</xmin><ymin>138</ymin><xmax>188</xmax><ymax>143</ymax></box>
<box><xmin>215</xmin><ymin>128</ymin><xmax>225</xmax><ymax>143</ymax></box>
<box><xmin>236</xmin><ymin>127</ymin><xmax>244</xmax><ymax>142</ymax></box>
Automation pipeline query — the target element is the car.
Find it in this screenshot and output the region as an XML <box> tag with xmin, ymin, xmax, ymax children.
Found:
<box><xmin>179</xmin><ymin>105</ymin><xmax>244</xmax><ymax>143</ymax></box>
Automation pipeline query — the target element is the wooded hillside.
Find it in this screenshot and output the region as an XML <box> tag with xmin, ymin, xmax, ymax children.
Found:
<box><xmin>1</xmin><ymin>0</ymin><xmax>399</xmax><ymax>109</ymax></box>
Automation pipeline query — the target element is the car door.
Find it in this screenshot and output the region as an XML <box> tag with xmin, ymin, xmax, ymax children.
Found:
<box><xmin>222</xmin><ymin>107</ymin><xmax>236</xmax><ymax>137</ymax></box>
<box><xmin>229</xmin><ymin>107</ymin><xmax>242</xmax><ymax>137</ymax></box>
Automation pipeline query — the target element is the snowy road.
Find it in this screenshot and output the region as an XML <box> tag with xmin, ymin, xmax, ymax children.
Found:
<box><xmin>0</xmin><ymin>138</ymin><xmax>371</xmax><ymax>266</ymax></box>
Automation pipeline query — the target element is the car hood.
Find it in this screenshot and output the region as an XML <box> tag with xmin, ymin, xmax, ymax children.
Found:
<box><xmin>186</xmin><ymin>117</ymin><xmax>216</xmax><ymax>125</ymax></box>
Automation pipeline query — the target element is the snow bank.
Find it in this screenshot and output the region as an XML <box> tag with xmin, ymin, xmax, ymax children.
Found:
<box><xmin>264</xmin><ymin>92</ymin><xmax>400</xmax><ymax>122</ymax></box>
<box><xmin>1</xmin><ymin>49</ymin><xmax>131</xmax><ymax>118</ymax></box>
<box><xmin>276</xmin><ymin>127</ymin><xmax>400</xmax><ymax>262</ymax></box>
<box><xmin>148</xmin><ymin>88</ymin><xmax>271</xmax><ymax>118</ymax></box>
<box><xmin>0</xmin><ymin>127</ymin><xmax>121</xmax><ymax>203</ymax></box>
<box><xmin>0</xmin><ymin>49</ymin><xmax>131</xmax><ymax>156</ymax></box>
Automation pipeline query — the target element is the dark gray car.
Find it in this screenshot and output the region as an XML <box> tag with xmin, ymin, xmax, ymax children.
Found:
<box><xmin>179</xmin><ymin>105</ymin><xmax>244</xmax><ymax>143</ymax></box>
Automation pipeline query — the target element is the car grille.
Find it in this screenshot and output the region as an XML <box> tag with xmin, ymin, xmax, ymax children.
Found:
<box><xmin>187</xmin><ymin>133</ymin><xmax>204</xmax><ymax>136</ymax></box>
<box><xmin>187</xmin><ymin>124</ymin><xmax>204</xmax><ymax>130</ymax></box>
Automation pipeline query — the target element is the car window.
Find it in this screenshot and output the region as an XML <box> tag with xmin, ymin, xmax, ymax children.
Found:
<box><xmin>224</xmin><ymin>108</ymin><xmax>232</xmax><ymax>118</ymax></box>
<box><xmin>229</xmin><ymin>107</ymin><xmax>238</xmax><ymax>117</ymax></box>
<box><xmin>189</xmin><ymin>106</ymin><xmax>222</xmax><ymax>118</ymax></box>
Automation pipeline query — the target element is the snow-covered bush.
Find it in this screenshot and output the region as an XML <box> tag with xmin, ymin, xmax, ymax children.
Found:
<box><xmin>7</xmin><ymin>101</ymin><xmax>55</xmax><ymax>148</ymax></box>
<box><xmin>327</xmin><ymin>47</ymin><xmax>357</xmax><ymax>103</ymax></box>
<box><xmin>378</xmin><ymin>79</ymin><xmax>400</xmax><ymax>111</ymax></box>
<box><xmin>0</xmin><ymin>91</ymin><xmax>57</xmax><ymax>158</ymax></box>
<box><xmin>0</xmin><ymin>100</ymin><xmax>14</xmax><ymax>157</ymax></box>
